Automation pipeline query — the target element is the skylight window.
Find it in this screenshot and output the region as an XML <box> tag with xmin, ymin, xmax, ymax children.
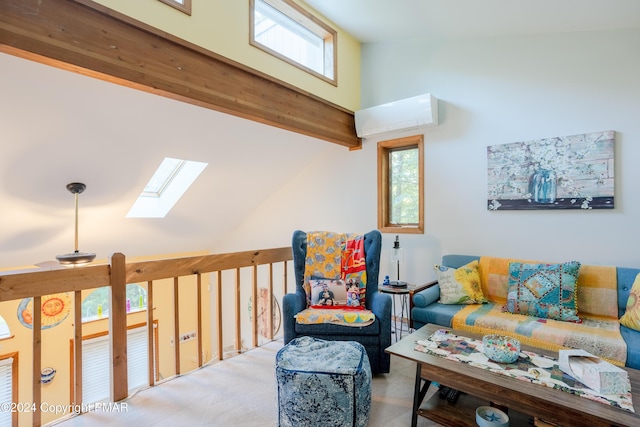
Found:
<box><xmin>127</xmin><ymin>157</ymin><xmax>207</xmax><ymax>218</ymax></box>
<box><xmin>250</xmin><ymin>0</ymin><xmax>337</xmax><ymax>85</ymax></box>
<box><xmin>141</xmin><ymin>157</ymin><xmax>185</xmax><ymax>197</ymax></box>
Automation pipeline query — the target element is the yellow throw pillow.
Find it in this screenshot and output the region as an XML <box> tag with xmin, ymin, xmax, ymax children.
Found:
<box><xmin>620</xmin><ymin>273</ymin><xmax>640</xmax><ymax>331</ymax></box>
<box><xmin>435</xmin><ymin>260</ymin><xmax>487</xmax><ymax>305</ymax></box>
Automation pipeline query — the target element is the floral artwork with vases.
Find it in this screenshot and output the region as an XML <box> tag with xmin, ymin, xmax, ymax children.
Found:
<box><xmin>487</xmin><ymin>130</ymin><xmax>614</xmax><ymax>210</ymax></box>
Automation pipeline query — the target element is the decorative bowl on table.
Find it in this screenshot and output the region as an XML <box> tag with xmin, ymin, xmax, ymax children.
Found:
<box><xmin>476</xmin><ymin>405</ymin><xmax>509</xmax><ymax>427</ymax></box>
<box><xmin>482</xmin><ymin>334</ymin><xmax>521</xmax><ymax>363</ymax></box>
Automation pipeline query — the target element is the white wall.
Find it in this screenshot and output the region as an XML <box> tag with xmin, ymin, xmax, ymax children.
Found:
<box><xmin>227</xmin><ymin>28</ymin><xmax>640</xmax><ymax>287</ymax></box>
<box><xmin>358</xmin><ymin>28</ymin><xmax>640</xmax><ymax>283</ymax></box>
<box><xmin>219</xmin><ymin>142</ymin><xmax>378</xmax><ymax>251</ymax></box>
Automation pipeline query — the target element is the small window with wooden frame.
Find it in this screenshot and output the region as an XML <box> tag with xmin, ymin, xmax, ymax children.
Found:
<box><xmin>250</xmin><ymin>0</ymin><xmax>337</xmax><ymax>85</ymax></box>
<box><xmin>158</xmin><ymin>0</ymin><xmax>192</xmax><ymax>15</ymax></box>
<box><xmin>378</xmin><ymin>135</ymin><xmax>424</xmax><ymax>234</ymax></box>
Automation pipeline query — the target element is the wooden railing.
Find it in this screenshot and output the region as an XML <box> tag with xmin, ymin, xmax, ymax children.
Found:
<box><xmin>0</xmin><ymin>246</ymin><xmax>292</xmax><ymax>426</ymax></box>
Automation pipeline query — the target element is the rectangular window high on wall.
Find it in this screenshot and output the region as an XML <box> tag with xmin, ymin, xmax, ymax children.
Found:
<box><xmin>157</xmin><ymin>0</ymin><xmax>192</xmax><ymax>15</ymax></box>
<box><xmin>250</xmin><ymin>0</ymin><xmax>337</xmax><ymax>85</ymax></box>
<box><xmin>378</xmin><ymin>135</ymin><xmax>424</xmax><ymax>234</ymax></box>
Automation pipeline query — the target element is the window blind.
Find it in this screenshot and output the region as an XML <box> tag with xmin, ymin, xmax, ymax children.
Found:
<box><xmin>0</xmin><ymin>357</ymin><xmax>14</xmax><ymax>427</ymax></box>
<box><xmin>82</xmin><ymin>335</ymin><xmax>110</xmax><ymax>404</ymax></box>
<box><xmin>82</xmin><ymin>326</ymin><xmax>154</xmax><ymax>404</ymax></box>
<box><xmin>127</xmin><ymin>327</ymin><xmax>151</xmax><ymax>391</ymax></box>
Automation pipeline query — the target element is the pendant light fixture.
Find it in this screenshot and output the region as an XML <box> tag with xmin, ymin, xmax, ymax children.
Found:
<box><xmin>56</xmin><ymin>182</ymin><xmax>96</xmax><ymax>266</ymax></box>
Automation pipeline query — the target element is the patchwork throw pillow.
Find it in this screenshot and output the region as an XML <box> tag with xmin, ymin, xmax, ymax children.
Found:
<box><xmin>620</xmin><ymin>273</ymin><xmax>640</xmax><ymax>331</ymax></box>
<box><xmin>435</xmin><ymin>260</ymin><xmax>487</xmax><ymax>305</ymax></box>
<box><xmin>503</xmin><ymin>261</ymin><xmax>581</xmax><ymax>322</ymax></box>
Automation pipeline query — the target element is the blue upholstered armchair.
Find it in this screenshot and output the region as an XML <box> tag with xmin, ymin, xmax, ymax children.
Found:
<box><xmin>282</xmin><ymin>230</ymin><xmax>392</xmax><ymax>374</ymax></box>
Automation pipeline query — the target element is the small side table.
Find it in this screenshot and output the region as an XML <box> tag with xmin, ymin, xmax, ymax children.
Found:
<box><xmin>379</xmin><ymin>285</ymin><xmax>409</xmax><ymax>336</ymax></box>
<box><xmin>379</xmin><ymin>282</ymin><xmax>433</xmax><ymax>336</ymax></box>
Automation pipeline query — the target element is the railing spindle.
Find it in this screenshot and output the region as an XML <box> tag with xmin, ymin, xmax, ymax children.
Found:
<box><xmin>173</xmin><ymin>277</ymin><xmax>180</xmax><ymax>375</ymax></box>
<box><xmin>235</xmin><ymin>268</ymin><xmax>241</xmax><ymax>353</ymax></box>
<box><xmin>74</xmin><ymin>291</ymin><xmax>83</xmax><ymax>405</ymax></box>
<box><xmin>147</xmin><ymin>280</ymin><xmax>155</xmax><ymax>386</ymax></box>
<box><xmin>252</xmin><ymin>265</ymin><xmax>258</xmax><ymax>348</ymax></box>
<box><xmin>196</xmin><ymin>273</ymin><xmax>203</xmax><ymax>367</ymax></box>
<box><xmin>216</xmin><ymin>271</ymin><xmax>223</xmax><ymax>361</ymax></box>
<box><xmin>32</xmin><ymin>295</ymin><xmax>41</xmax><ymax>427</ymax></box>
<box><xmin>268</xmin><ymin>264</ymin><xmax>274</xmax><ymax>340</ymax></box>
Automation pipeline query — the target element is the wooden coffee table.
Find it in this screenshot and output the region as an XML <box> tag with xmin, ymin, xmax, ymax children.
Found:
<box><xmin>385</xmin><ymin>324</ymin><xmax>640</xmax><ymax>427</ymax></box>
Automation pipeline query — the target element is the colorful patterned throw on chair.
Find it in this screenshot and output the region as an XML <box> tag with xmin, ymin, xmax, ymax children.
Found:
<box><xmin>297</xmin><ymin>231</ymin><xmax>374</xmax><ymax>326</ymax></box>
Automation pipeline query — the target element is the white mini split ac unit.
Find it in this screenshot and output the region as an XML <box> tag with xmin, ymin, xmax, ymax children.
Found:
<box><xmin>354</xmin><ymin>93</ymin><xmax>438</xmax><ymax>139</ymax></box>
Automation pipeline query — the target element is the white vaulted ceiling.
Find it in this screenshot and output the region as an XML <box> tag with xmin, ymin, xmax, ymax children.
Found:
<box><xmin>306</xmin><ymin>0</ymin><xmax>640</xmax><ymax>43</ymax></box>
<box><xmin>0</xmin><ymin>52</ymin><xmax>337</xmax><ymax>269</ymax></box>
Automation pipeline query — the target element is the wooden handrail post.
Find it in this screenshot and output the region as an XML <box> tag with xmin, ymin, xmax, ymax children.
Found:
<box><xmin>110</xmin><ymin>252</ymin><xmax>128</xmax><ymax>402</ymax></box>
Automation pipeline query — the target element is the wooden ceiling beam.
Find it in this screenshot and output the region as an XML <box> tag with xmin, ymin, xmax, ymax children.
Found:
<box><xmin>0</xmin><ymin>0</ymin><xmax>361</xmax><ymax>149</ymax></box>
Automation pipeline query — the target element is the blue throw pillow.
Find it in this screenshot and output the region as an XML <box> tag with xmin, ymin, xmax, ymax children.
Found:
<box><xmin>503</xmin><ymin>261</ymin><xmax>581</xmax><ymax>322</ymax></box>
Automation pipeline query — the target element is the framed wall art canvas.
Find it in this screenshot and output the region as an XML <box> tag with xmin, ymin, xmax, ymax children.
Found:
<box><xmin>487</xmin><ymin>130</ymin><xmax>614</xmax><ymax>210</ymax></box>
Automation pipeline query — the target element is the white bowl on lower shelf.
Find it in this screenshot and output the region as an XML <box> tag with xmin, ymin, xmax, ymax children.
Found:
<box><xmin>476</xmin><ymin>405</ymin><xmax>509</xmax><ymax>427</ymax></box>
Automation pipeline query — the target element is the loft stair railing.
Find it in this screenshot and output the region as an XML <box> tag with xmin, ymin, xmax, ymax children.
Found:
<box><xmin>0</xmin><ymin>247</ymin><xmax>291</xmax><ymax>426</ymax></box>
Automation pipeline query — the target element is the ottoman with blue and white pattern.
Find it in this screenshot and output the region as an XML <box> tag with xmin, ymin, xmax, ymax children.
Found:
<box><xmin>275</xmin><ymin>336</ymin><xmax>372</xmax><ymax>427</ymax></box>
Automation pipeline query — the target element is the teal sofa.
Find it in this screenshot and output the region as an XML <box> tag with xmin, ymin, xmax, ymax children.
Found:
<box><xmin>411</xmin><ymin>254</ymin><xmax>640</xmax><ymax>370</ymax></box>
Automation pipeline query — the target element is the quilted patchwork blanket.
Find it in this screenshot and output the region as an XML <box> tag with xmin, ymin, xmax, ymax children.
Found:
<box><xmin>303</xmin><ymin>232</ymin><xmax>367</xmax><ymax>289</ymax></box>
<box><xmin>414</xmin><ymin>330</ymin><xmax>633</xmax><ymax>412</ymax></box>
<box><xmin>299</xmin><ymin>231</ymin><xmax>372</xmax><ymax>325</ymax></box>
<box><xmin>304</xmin><ymin>232</ymin><xmax>344</xmax><ymax>286</ymax></box>
<box><xmin>452</xmin><ymin>303</ymin><xmax>627</xmax><ymax>366</ymax></box>
<box><xmin>295</xmin><ymin>308</ymin><xmax>375</xmax><ymax>327</ymax></box>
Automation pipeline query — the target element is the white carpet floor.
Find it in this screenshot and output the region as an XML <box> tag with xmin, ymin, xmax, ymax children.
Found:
<box><xmin>50</xmin><ymin>339</ymin><xmax>443</xmax><ymax>427</ymax></box>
